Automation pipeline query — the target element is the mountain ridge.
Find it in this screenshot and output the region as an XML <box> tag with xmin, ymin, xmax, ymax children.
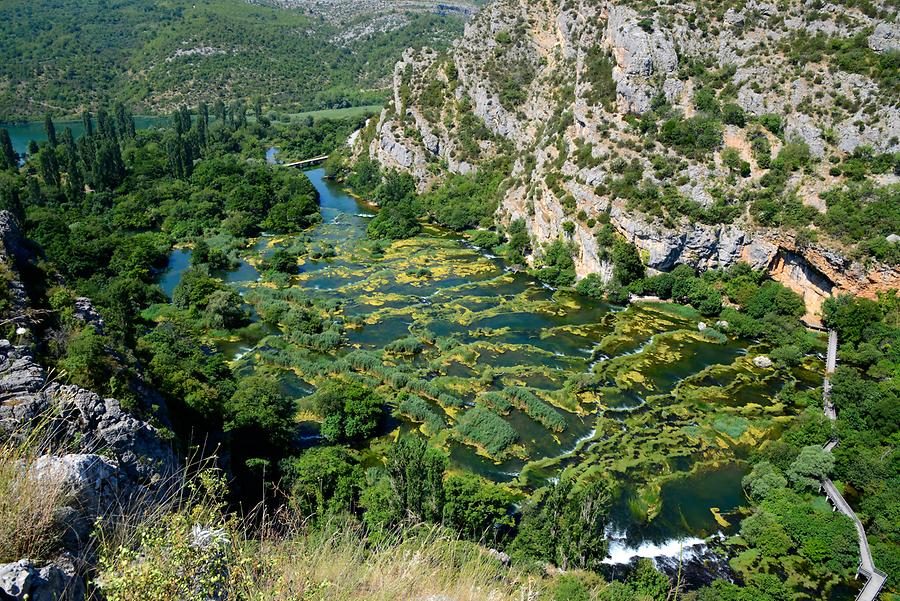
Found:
<box><xmin>354</xmin><ymin>0</ymin><xmax>900</xmax><ymax>321</ymax></box>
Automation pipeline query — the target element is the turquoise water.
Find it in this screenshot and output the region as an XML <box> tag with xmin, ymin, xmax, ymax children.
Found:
<box><xmin>1</xmin><ymin>116</ymin><xmax>168</xmax><ymax>156</ymax></box>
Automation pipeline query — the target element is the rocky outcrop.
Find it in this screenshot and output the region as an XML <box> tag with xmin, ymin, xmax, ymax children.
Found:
<box><xmin>0</xmin><ymin>555</ymin><xmax>84</xmax><ymax>601</ymax></box>
<box><xmin>359</xmin><ymin>0</ymin><xmax>900</xmax><ymax>320</ymax></box>
<box><xmin>0</xmin><ymin>341</ymin><xmax>177</xmax><ymax>486</ymax></box>
<box><xmin>605</xmin><ymin>6</ymin><xmax>679</xmax><ymax>114</ymax></box>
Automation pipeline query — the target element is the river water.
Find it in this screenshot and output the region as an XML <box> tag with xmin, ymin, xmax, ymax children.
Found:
<box><xmin>158</xmin><ymin>168</ymin><xmax>823</xmax><ymax>574</ymax></box>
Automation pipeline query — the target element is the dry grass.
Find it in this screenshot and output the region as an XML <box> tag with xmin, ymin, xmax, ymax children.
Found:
<box><xmin>242</xmin><ymin>519</ymin><xmax>545</xmax><ymax>601</ymax></box>
<box><xmin>0</xmin><ymin>425</ymin><xmax>70</xmax><ymax>563</ymax></box>
<box><xmin>95</xmin><ymin>468</ymin><xmax>551</xmax><ymax>601</ymax></box>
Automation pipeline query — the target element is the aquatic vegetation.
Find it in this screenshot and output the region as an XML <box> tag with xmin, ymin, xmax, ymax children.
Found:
<box><xmin>157</xmin><ymin>170</ymin><xmax>825</xmax><ymax>551</ymax></box>
<box><xmin>456</xmin><ymin>406</ymin><xmax>519</xmax><ymax>457</ymax></box>
<box><xmin>397</xmin><ymin>395</ymin><xmax>447</xmax><ymax>433</ymax></box>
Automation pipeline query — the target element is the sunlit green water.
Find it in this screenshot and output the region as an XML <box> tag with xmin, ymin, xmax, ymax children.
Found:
<box><xmin>1</xmin><ymin>117</ymin><xmax>168</xmax><ymax>157</ymax></box>
<box><xmin>159</xmin><ymin>168</ymin><xmax>822</xmax><ymax>558</ymax></box>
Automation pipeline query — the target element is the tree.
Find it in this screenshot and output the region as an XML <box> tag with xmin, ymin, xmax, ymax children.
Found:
<box><xmin>38</xmin><ymin>148</ymin><xmax>60</xmax><ymax>188</ymax></box>
<box><xmin>629</xmin><ymin>558</ymin><xmax>670</xmax><ymax>600</ymax></box>
<box><xmin>533</xmin><ymin>239</ymin><xmax>576</xmax><ymax>287</ymax></box>
<box><xmin>204</xmin><ymin>289</ymin><xmax>248</xmax><ymax>329</ymax></box>
<box><xmin>510</xmin><ymin>478</ymin><xmax>612</xmax><ymax>571</ymax></box>
<box><xmin>366</xmin><ymin>202</ymin><xmax>421</xmax><ymax>240</ymax></box>
<box><xmin>0</xmin><ymin>130</ymin><xmax>16</xmax><ymax>170</ymax></box>
<box><xmin>315</xmin><ymin>380</ymin><xmax>384</xmax><ymax>443</ymax></box>
<box><xmin>386</xmin><ymin>435</ymin><xmax>448</xmax><ymax>524</ymax></box>
<box><xmin>823</xmin><ymin>294</ymin><xmax>882</xmax><ymax>345</ymax></box>
<box><xmin>786</xmin><ymin>445</ymin><xmax>834</xmax><ymax>491</ymax></box>
<box><xmin>743</xmin><ymin>461</ymin><xmax>788</xmax><ymax>502</ymax></box>
<box><xmin>612</xmin><ymin>239</ymin><xmax>645</xmax><ymax>285</ymax></box>
<box><xmin>442</xmin><ymin>473</ymin><xmax>514</xmax><ymax>541</ymax></box>
<box><xmin>280</xmin><ymin>447</ymin><xmax>363</xmax><ymax>519</ymax></box>
<box><xmin>44</xmin><ymin>113</ymin><xmax>57</xmax><ymax>147</ymax></box>
<box><xmin>173</xmin><ymin>266</ymin><xmax>223</xmax><ymax>311</ymax></box>
<box><xmin>65</xmin><ymin>155</ymin><xmax>84</xmax><ymax>202</ymax></box>
<box><xmin>224</xmin><ymin>374</ymin><xmax>295</xmax><ymax>451</ymax></box>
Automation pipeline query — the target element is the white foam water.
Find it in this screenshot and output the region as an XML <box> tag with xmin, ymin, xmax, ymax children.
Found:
<box><xmin>603</xmin><ymin>535</ymin><xmax>708</xmax><ymax>565</ymax></box>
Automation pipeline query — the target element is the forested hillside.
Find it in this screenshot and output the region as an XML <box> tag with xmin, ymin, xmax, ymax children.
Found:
<box><xmin>0</xmin><ymin>0</ymin><xmax>468</xmax><ymax>121</ymax></box>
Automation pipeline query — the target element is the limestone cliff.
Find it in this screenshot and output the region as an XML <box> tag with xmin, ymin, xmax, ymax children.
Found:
<box><xmin>356</xmin><ymin>0</ymin><xmax>900</xmax><ymax>321</ymax></box>
<box><xmin>0</xmin><ymin>212</ymin><xmax>178</xmax><ymax>600</ymax></box>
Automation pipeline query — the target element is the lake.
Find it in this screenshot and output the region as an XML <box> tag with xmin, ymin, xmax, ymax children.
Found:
<box><xmin>1</xmin><ymin>116</ymin><xmax>168</xmax><ymax>156</ymax></box>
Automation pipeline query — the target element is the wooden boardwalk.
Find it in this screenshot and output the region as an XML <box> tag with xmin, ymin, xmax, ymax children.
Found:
<box><xmin>819</xmin><ymin>329</ymin><xmax>887</xmax><ymax>600</ymax></box>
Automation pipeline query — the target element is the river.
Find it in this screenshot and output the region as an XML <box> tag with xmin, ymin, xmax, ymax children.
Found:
<box><xmin>158</xmin><ymin>167</ymin><xmax>824</xmax><ymax>575</ymax></box>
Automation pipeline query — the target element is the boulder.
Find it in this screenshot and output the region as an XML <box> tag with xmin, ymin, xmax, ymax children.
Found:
<box><xmin>0</xmin><ymin>555</ymin><xmax>84</xmax><ymax>601</ymax></box>
<box><xmin>753</xmin><ymin>355</ymin><xmax>773</xmax><ymax>368</ymax></box>
<box><xmin>28</xmin><ymin>454</ymin><xmax>121</xmax><ymax>548</ymax></box>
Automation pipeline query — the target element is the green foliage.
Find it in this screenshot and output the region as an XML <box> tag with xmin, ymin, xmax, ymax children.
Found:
<box><xmin>385</xmin><ymin>436</ymin><xmax>448</xmax><ymax>524</ymax></box>
<box><xmin>659</xmin><ymin>115</ymin><xmax>722</xmax><ymax>156</ymax></box>
<box><xmin>575</xmin><ymin>273</ymin><xmax>605</xmax><ymax>300</ymax></box>
<box><xmin>424</xmin><ymin>163</ymin><xmax>507</xmax><ymax>231</ymax></box>
<box><xmin>0</xmin><ymin>1</ymin><xmax>464</xmax><ymax>121</ymax></box>
<box><xmin>442</xmin><ymin>473</ymin><xmax>514</xmax><ymax>541</ymax></box>
<box><xmin>280</xmin><ymin>446</ymin><xmax>363</xmax><ymax>519</ymax></box>
<box><xmin>366</xmin><ymin>171</ymin><xmax>421</xmax><ymax>240</ymax></box>
<box><xmin>456</xmin><ymin>406</ymin><xmax>519</xmax><ymax>456</ymax></box>
<box><xmin>505</xmin><ymin>388</ymin><xmax>566</xmax><ymax>432</ymax></box>
<box><xmin>583</xmin><ymin>46</ymin><xmax>616</xmax><ymax>108</ymax></box>
<box><xmin>611</xmin><ymin>240</ymin><xmax>645</xmax><ymax>286</ymax></box>
<box><xmin>59</xmin><ymin>326</ymin><xmax>116</xmax><ymax>392</ymax></box>
<box><xmin>743</xmin><ymin>461</ymin><xmax>788</xmax><ymax>502</ymax></box>
<box><xmin>224</xmin><ymin>373</ymin><xmax>296</xmax><ymax>456</ymax></box>
<box><xmin>314</xmin><ymin>379</ymin><xmax>385</xmax><ymax>443</ymax></box>
<box><xmin>504</xmin><ymin>218</ymin><xmax>531</xmax><ymax>265</ymax></box>
<box><xmin>532</xmin><ymin>239</ymin><xmax>576</xmax><ymax>287</ymax></box>
<box><xmin>510</xmin><ymin>478</ymin><xmax>612</xmax><ymax>572</ymax></box>
<box><xmin>818</xmin><ymin>183</ymin><xmax>899</xmax><ymax>264</ymax></box>
<box><xmin>397</xmin><ymin>395</ymin><xmax>446</xmax><ymax>433</ymax></box>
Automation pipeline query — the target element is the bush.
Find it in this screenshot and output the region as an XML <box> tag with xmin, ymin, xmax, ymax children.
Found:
<box><xmin>722</xmin><ymin>103</ymin><xmax>746</xmax><ymax>127</ymax></box>
<box><xmin>659</xmin><ymin>115</ymin><xmax>722</xmax><ymax>156</ymax></box>
<box><xmin>575</xmin><ymin>273</ymin><xmax>605</xmax><ymax>300</ymax></box>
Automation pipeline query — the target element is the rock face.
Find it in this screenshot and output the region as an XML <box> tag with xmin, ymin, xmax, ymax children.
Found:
<box><xmin>0</xmin><ymin>341</ymin><xmax>177</xmax><ymax>486</ymax></box>
<box><xmin>357</xmin><ymin>0</ymin><xmax>900</xmax><ymax>321</ymax></box>
<box><xmin>0</xmin><ymin>555</ymin><xmax>85</xmax><ymax>601</ymax></box>
<box><xmin>0</xmin><ymin>209</ymin><xmax>179</xmax><ymax>600</ymax></box>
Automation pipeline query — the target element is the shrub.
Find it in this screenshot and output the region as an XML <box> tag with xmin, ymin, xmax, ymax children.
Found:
<box><xmin>722</xmin><ymin>103</ymin><xmax>746</xmax><ymax>127</ymax></box>
<box><xmin>659</xmin><ymin>115</ymin><xmax>723</xmax><ymax>156</ymax></box>
<box><xmin>575</xmin><ymin>273</ymin><xmax>605</xmax><ymax>300</ymax></box>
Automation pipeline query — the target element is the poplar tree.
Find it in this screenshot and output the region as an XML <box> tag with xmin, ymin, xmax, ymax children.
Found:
<box><xmin>65</xmin><ymin>155</ymin><xmax>84</xmax><ymax>202</ymax></box>
<box><xmin>82</xmin><ymin>111</ymin><xmax>93</xmax><ymax>137</ymax></box>
<box><xmin>0</xmin><ymin>130</ymin><xmax>16</xmax><ymax>170</ymax></box>
<box><xmin>44</xmin><ymin>113</ymin><xmax>57</xmax><ymax>147</ymax></box>
<box><xmin>39</xmin><ymin>148</ymin><xmax>61</xmax><ymax>188</ymax></box>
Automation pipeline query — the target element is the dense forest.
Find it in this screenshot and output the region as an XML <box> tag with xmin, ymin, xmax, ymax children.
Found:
<box><xmin>0</xmin><ymin>0</ymin><xmax>465</xmax><ymax>121</ymax></box>
<box><xmin>1</xmin><ymin>102</ymin><xmax>896</xmax><ymax>599</ymax></box>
